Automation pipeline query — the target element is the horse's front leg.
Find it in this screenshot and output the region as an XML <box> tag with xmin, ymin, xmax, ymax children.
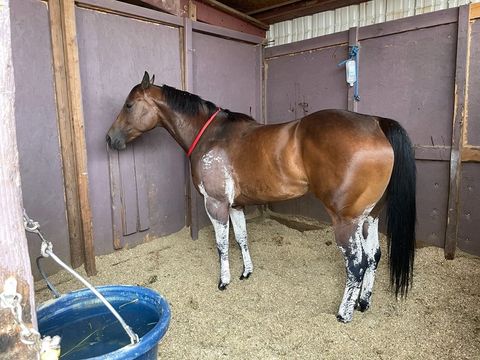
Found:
<box><xmin>229</xmin><ymin>207</ymin><xmax>253</xmax><ymax>280</ymax></box>
<box><xmin>203</xmin><ymin>197</ymin><xmax>231</xmax><ymax>290</ymax></box>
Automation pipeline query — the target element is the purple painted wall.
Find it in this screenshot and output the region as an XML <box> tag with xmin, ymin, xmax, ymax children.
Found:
<box><xmin>467</xmin><ymin>19</ymin><xmax>480</xmax><ymax>146</ymax></box>
<box><xmin>76</xmin><ymin>7</ymin><xmax>185</xmax><ymax>254</ymax></box>
<box><xmin>11</xmin><ymin>0</ymin><xmax>70</xmax><ymax>278</ymax></box>
<box><xmin>266</xmin><ymin>44</ymin><xmax>348</xmax><ymax>124</ymax></box>
<box><xmin>459</xmin><ymin>17</ymin><xmax>480</xmax><ymax>254</ymax></box>
<box><xmin>458</xmin><ymin>164</ymin><xmax>480</xmax><ymax>254</ymax></box>
<box><xmin>357</xmin><ymin>24</ymin><xmax>457</xmax><ymax>146</ymax></box>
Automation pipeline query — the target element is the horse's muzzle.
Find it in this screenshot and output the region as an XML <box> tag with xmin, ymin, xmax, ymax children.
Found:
<box><xmin>106</xmin><ymin>131</ymin><xmax>126</xmax><ymax>150</ymax></box>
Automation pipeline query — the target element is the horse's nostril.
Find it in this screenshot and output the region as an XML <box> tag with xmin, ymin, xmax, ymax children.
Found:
<box><xmin>106</xmin><ymin>134</ymin><xmax>112</xmax><ymax>146</ymax></box>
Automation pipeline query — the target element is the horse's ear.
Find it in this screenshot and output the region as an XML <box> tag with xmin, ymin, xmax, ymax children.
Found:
<box><xmin>151</xmin><ymin>74</ymin><xmax>155</xmax><ymax>85</ymax></box>
<box><xmin>141</xmin><ymin>71</ymin><xmax>150</xmax><ymax>89</ymax></box>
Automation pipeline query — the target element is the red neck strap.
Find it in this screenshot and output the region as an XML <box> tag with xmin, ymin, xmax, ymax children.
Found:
<box><xmin>187</xmin><ymin>108</ymin><xmax>221</xmax><ymax>157</ymax></box>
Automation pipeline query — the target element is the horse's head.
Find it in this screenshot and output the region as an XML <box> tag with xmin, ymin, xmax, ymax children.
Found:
<box><xmin>106</xmin><ymin>71</ymin><xmax>160</xmax><ymax>150</ymax></box>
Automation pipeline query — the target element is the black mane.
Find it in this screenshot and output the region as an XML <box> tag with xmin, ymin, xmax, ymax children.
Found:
<box><xmin>160</xmin><ymin>84</ymin><xmax>256</xmax><ymax>122</ymax></box>
<box><xmin>161</xmin><ymin>85</ymin><xmax>217</xmax><ymax>117</ymax></box>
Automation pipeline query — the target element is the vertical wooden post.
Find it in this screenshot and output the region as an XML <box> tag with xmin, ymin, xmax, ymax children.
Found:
<box><xmin>48</xmin><ymin>0</ymin><xmax>96</xmax><ymax>274</ymax></box>
<box><xmin>348</xmin><ymin>26</ymin><xmax>359</xmax><ymax>112</ymax></box>
<box><xmin>445</xmin><ymin>5</ymin><xmax>471</xmax><ymax>259</ymax></box>
<box><xmin>183</xmin><ymin>17</ymin><xmax>200</xmax><ymax>240</ymax></box>
<box><xmin>48</xmin><ymin>0</ymin><xmax>84</xmax><ymax>269</ymax></box>
<box><xmin>0</xmin><ymin>1</ymin><xmax>38</xmax><ymax>357</ymax></box>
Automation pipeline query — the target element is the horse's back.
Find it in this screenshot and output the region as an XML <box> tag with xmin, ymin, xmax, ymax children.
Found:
<box><xmin>298</xmin><ymin>109</ymin><xmax>384</xmax><ymax>137</ymax></box>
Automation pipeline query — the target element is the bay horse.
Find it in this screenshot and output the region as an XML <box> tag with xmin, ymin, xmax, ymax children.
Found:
<box><xmin>106</xmin><ymin>72</ymin><xmax>416</xmax><ymax>323</ymax></box>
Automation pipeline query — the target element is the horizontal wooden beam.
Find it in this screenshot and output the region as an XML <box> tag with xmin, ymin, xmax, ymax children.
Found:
<box><xmin>264</xmin><ymin>31</ymin><xmax>348</xmax><ymax>59</ymax></box>
<box><xmin>76</xmin><ymin>0</ymin><xmax>184</xmax><ymax>26</ymax></box>
<box><xmin>359</xmin><ymin>8</ymin><xmax>458</xmax><ymax>41</ymax></box>
<box><xmin>462</xmin><ymin>146</ymin><xmax>480</xmax><ymax>162</ymax></box>
<box><xmin>192</xmin><ymin>19</ymin><xmax>265</xmax><ymax>44</ymax></box>
<box><xmin>254</xmin><ymin>0</ymin><xmax>364</xmax><ymax>24</ymax></box>
<box><xmin>246</xmin><ymin>0</ymin><xmax>303</xmax><ymax>16</ymax></box>
<box><xmin>414</xmin><ymin>146</ymin><xmax>451</xmax><ymax>161</ymax></box>
<box><xmin>198</xmin><ymin>0</ymin><xmax>269</xmax><ymax>30</ymax></box>
<box><xmin>137</xmin><ymin>0</ymin><xmax>180</xmax><ymax>15</ymax></box>
<box><xmin>470</xmin><ymin>2</ymin><xmax>480</xmax><ymax>20</ymax></box>
<box><xmin>192</xmin><ymin>1</ymin><xmax>266</xmax><ymax>37</ymax></box>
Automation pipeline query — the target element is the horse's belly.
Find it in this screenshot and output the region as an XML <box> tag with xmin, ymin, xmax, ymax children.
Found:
<box><xmin>234</xmin><ymin>177</ymin><xmax>308</xmax><ymax>206</ymax></box>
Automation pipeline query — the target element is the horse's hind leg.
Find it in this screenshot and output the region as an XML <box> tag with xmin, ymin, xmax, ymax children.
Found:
<box><xmin>335</xmin><ymin>220</ymin><xmax>368</xmax><ymax>323</ymax></box>
<box><xmin>229</xmin><ymin>207</ymin><xmax>253</xmax><ymax>280</ymax></box>
<box><xmin>356</xmin><ymin>216</ymin><xmax>381</xmax><ymax>312</ymax></box>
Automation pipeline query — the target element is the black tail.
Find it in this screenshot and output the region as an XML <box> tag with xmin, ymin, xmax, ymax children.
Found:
<box><xmin>379</xmin><ymin>118</ymin><xmax>416</xmax><ymax>297</ymax></box>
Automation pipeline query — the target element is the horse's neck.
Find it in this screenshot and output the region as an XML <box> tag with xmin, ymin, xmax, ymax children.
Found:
<box><xmin>161</xmin><ymin>111</ymin><xmax>210</xmax><ymax>153</ymax></box>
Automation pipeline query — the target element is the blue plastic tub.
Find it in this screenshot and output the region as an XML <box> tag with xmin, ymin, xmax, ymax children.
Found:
<box><xmin>37</xmin><ymin>285</ymin><xmax>170</xmax><ymax>360</ymax></box>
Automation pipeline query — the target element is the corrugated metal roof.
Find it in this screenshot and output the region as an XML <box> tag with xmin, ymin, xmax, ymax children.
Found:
<box><xmin>267</xmin><ymin>0</ymin><xmax>479</xmax><ymax>46</ymax></box>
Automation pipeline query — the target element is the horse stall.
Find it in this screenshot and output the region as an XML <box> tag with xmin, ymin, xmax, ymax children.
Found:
<box><xmin>1</xmin><ymin>0</ymin><xmax>479</xmax><ymax>359</ymax></box>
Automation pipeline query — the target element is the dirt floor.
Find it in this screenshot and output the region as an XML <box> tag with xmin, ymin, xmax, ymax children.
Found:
<box><xmin>35</xmin><ymin>214</ymin><xmax>480</xmax><ymax>359</ymax></box>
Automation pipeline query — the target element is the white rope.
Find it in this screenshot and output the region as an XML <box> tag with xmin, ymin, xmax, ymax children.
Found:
<box><xmin>23</xmin><ymin>211</ymin><xmax>139</xmax><ymax>346</ymax></box>
<box><xmin>45</xmin><ymin>249</ymin><xmax>139</xmax><ymax>345</ymax></box>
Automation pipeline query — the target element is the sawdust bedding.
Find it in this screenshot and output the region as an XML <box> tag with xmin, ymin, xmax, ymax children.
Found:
<box><xmin>35</xmin><ymin>215</ymin><xmax>480</xmax><ymax>359</ymax></box>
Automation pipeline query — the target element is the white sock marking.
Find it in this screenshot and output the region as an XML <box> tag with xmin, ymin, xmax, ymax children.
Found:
<box><xmin>230</xmin><ymin>207</ymin><xmax>253</xmax><ymax>276</ymax></box>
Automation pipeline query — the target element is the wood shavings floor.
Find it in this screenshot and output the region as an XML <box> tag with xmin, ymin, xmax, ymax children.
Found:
<box><xmin>35</xmin><ymin>216</ymin><xmax>480</xmax><ymax>359</ymax></box>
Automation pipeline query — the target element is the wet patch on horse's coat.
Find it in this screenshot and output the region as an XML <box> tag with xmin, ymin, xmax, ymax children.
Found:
<box><xmin>223</xmin><ymin>167</ymin><xmax>235</xmax><ymax>205</ymax></box>
<box><xmin>198</xmin><ymin>151</ymin><xmax>253</xmax><ymax>288</ymax></box>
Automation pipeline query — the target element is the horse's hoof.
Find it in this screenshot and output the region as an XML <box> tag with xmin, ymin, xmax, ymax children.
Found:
<box><xmin>336</xmin><ymin>314</ymin><xmax>352</xmax><ymax>323</ymax></box>
<box><xmin>355</xmin><ymin>300</ymin><xmax>370</xmax><ymax>312</ymax></box>
<box><xmin>240</xmin><ymin>272</ymin><xmax>252</xmax><ymax>280</ymax></box>
<box><xmin>218</xmin><ymin>282</ymin><xmax>228</xmax><ymax>291</ymax></box>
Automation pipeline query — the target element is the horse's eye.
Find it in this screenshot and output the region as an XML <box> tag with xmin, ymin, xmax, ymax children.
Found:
<box><xmin>125</xmin><ymin>103</ymin><xmax>133</xmax><ymax>109</ymax></box>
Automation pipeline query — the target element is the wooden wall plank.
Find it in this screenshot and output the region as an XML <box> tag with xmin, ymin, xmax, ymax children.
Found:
<box><xmin>76</xmin><ymin>0</ymin><xmax>183</xmax><ymax>26</ymax></box>
<box><xmin>445</xmin><ymin>5</ymin><xmax>471</xmax><ymax>260</ymax></box>
<box><xmin>183</xmin><ymin>18</ymin><xmax>199</xmax><ymax>240</ymax></box>
<box><xmin>414</xmin><ymin>146</ymin><xmax>451</xmax><ymax>161</ymax></box>
<box><xmin>0</xmin><ymin>1</ymin><xmax>38</xmax><ymax>357</ymax></box>
<box><xmin>118</xmin><ymin>148</ymin><xmax>138</xmax><ymax>236</ymax></box>
<box><xmin>359</xmin><ymin>8</ymin><xmax>458</xmax><ymax>41</ymax></box>
<box><xmin>107</xmin><ymin>149</ymin><xmax>123</xmax><ymax>249</ymax></box>
<box><xmin>134</xmin><ymin>145</ymin><xmax>150</xmax><ymax>232</ymax></box>
<box><xmin>264</xmin><ymin>31</ymin><xmax>348</xmax><ymax>59</ymax></box>
<box><xmin>48</xmin><ymin>0</ymin><xmax>85</xmax><ymax>269</ymax></box>
<box><xmin>192</xmin><ymin>0</ymin><xmax>269</xmax><ymax>33</ymax></box>
<box><xmin>49</xmin><ymin>0</ymin><xmax>96</xmax><ymax>275</ymax></box>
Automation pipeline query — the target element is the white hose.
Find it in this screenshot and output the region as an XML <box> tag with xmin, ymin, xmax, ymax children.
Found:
<box><xmin>44</xmin><ymin>249</ymin><xmax>139</xmax><ymax>345</ymax></box>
